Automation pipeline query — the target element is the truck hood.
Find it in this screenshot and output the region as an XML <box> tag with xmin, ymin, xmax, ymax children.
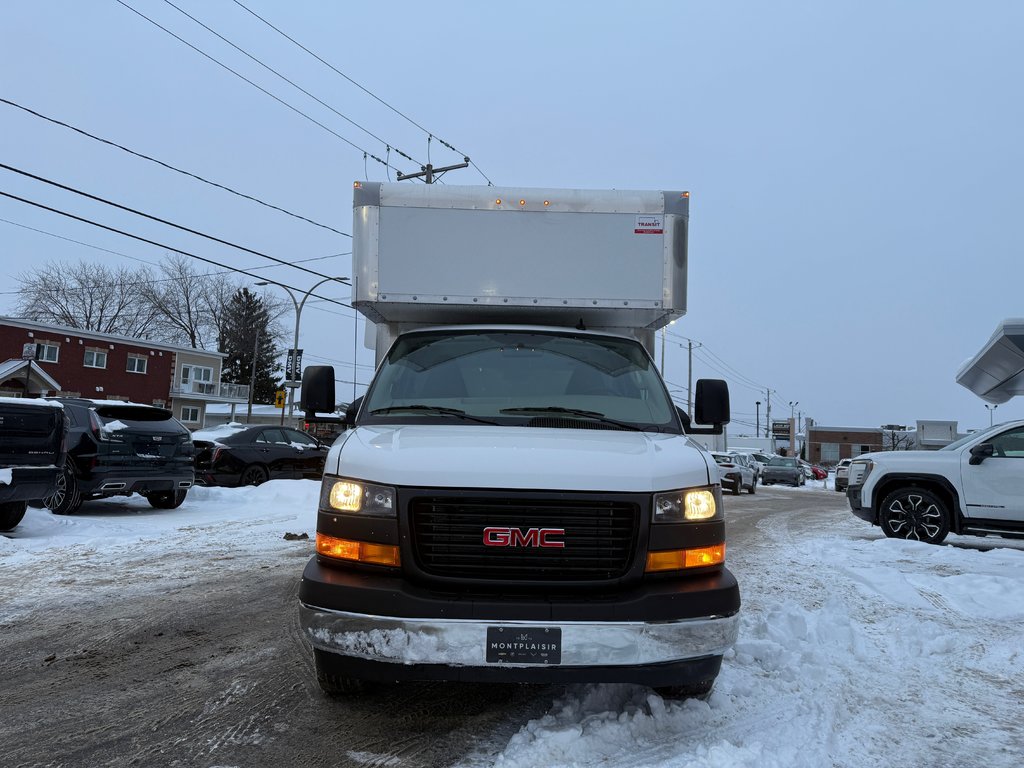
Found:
<box><xmin>327</xmin><ymin>425</ymin><xmax>714</xmax><ymax>492</ymax></box>
<box><xmin>856</xmin><ymin>449</ymin><xmax>962</xmax><ymax>469</ymax></box>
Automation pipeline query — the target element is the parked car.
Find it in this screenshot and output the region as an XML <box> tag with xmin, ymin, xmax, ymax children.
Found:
<box><xmin>710</xmin><ymin>451</ymin><xmax>756</xmax><ymax>495</ymax></box>
<box><xmin>761</xmin><ymin>456</ymin><xmax>805</xmax><ymax>487</ymax></box>
<box><xmin>747</xmin><ymin>451</ymin><xmax>773</xmax><ymax>480</ymax></box>
<box><xmin>42</xmin><ymin>398</ymin><xmax>194</xmax><ymax>515</ymax></box>
<box><xmin>801</xmin><ymin>461</ymin><xmax>827</xmax><ymax>480</ymax></box>
<box><xmin>193</xmin><ymin>424</ymin><xmax>329</xmax><ymax>487</ymax></box>
<box><xmin>834</xmin><ymin>458</ymin><xmax>852</xmax><ymax>492</ymax></box>
<box><xmin>848</xmin><ymin>419</ymin><xmax>1024</xmax><ymax>545</ymax></box>
<box><xmin>0</xmin><ymin>397</ymin><xmax>66</xmax><ymax>531</ymax></box>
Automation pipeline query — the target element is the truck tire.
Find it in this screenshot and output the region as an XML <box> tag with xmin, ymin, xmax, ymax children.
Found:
<box><xmin>314</xmin><ymin>650</ymin><xmax>369</xmax><ymax>697</ymax></box>
<box><xmin>879</xmin><ymin>487</ymin><xmax>950</xmax><ymax>544</ymax></box>
<box><xmin>0</xmin><ymin>501</ymin><xmax>27</xmax><ymax>532</ymax></box>
<box><xmin>147</xmin><ymin>489</ymin><xmax>188</xmax><ymax>509</ymax></box>
<box><xmin>655</xmin><ymin>678</ymin><xmax>715</xmax><ymax>701</ymax></box>
<box><xmin>44</xmin><ymin>464</ymin><xmax>82</xmax><ymax>516</ymax></box>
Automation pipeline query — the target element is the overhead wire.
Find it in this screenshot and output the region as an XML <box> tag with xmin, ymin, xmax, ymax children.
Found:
<box><xmin>0</xmin><ymin>217</ymin><xmax>345</xmax><ymax>296</ymax></box>
<box><xmin>0</xmin><ymin>97</ymin><xmax>350</xmax><ymax>237</ymax></box>
<box><xmin>113</xmin><ymin>0</ymin><xmax>402</xmax><ymax>174</ymax></box>
<box><xmin>0</xmin><ymin>189</ymin><xmax>353</xmax><ymax>311</ymax></box>
<box><xmin>0</xmin><ymin>163</ymin><xmax>349</xmax><ymax>284</ymax></box>
<box><xmin>229</xmin><ymin>0</ymin><xmax>494</xmax><ymax>185</ymax></box>
<box><xmin>159</xmin><ymin>0</ymin><xmax>421</xmax><ymax>167</ymax></box>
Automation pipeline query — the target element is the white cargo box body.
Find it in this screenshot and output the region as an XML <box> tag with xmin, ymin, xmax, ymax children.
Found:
<box><xmin>352</xmin><ymin>182</ymin><xmax>688</xmax><ymax>337</ymax></box>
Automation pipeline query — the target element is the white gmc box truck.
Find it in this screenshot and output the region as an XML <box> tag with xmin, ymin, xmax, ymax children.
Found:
<box><xmin>298</xmin><ymin>182</ymin><xmax>740</xmax><ymax>699</ymax></box>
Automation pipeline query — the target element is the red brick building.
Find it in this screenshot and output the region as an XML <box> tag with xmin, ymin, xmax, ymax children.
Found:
<box><xmin>0</xmin><ymin>317</ymin><xmax>248</xmax><ymax>427</ymax></box>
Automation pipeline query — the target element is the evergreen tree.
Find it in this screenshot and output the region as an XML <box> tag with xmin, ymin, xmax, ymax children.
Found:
<box><xmin>219</xmin><ymin>288</ymin><xmax>281</xmax><ymax>403</ymax></box>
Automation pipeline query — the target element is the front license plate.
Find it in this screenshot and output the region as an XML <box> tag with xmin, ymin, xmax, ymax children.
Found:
<box><xmin>486</xmin><ymin>626</ymin><xmax>561</xmax><ymax>664</ymax></box>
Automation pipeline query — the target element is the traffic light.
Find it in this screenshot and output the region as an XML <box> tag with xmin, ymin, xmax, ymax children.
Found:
<box><xmin>275</xmin><ymin>390</ymin><xmax>286</xmax><ymax>408</ymax></box>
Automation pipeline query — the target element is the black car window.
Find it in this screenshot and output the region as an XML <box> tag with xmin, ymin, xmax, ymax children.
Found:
<box><xmin>285</xmin><ymin>429</ymin><xmax>318</xmax><ymax>447</ymax></box>
<box><xmin>257</xmin><ymin>428</ymin><xmax>289</xmax><ymax>445</ymax></box>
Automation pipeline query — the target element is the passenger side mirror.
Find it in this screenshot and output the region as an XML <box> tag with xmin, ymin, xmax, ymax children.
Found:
<box><xmin>969</xmin><ymin>442</ymin><xmax>994</xmax><ymax>465</ymax></box>
<box><xmin>301</xmin><ymin>366</ymin><xmax>335</xmax><ymax>415</ymax></box>
<box><xmin>688</xmin><ymin>379</ymin><xmax>730</xmax><ymax>435</ymax></box>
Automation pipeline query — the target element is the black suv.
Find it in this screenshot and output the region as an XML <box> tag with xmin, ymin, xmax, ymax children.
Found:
<box><xmin>0</xmin><ymin>398</ymin><xmax>66</xmax><ymax>531</ymax></box>
<box><xmin>43</xmin><ymin>399</ymin><xmax>195</xmax><ymax>515</ymax></box>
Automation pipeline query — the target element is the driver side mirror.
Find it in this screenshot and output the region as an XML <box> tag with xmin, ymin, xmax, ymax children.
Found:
<box><xmin>969</xmin><ymin>442</ymin><xmax>994</xmax><ymax>465</ymax></box>
<box><xmin>687</xmin><ymin>379</ymin><xmax>730</xmax><ymax>435</ymax></box>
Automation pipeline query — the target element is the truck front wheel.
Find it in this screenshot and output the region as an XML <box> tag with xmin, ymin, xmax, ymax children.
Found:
<box><xmin>879</xmin><ymin>487</ymin><xmax>950</xmax><ymax>545</ymax></box>
<box><xmin>314</xmin><ymin>650</ymin><xmax>369</xmax><ymax>697</ymax></box>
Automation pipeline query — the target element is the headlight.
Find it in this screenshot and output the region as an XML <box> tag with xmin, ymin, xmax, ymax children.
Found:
<box><xmin>653</xmin><ymin>487</ymin><xmax>719</xmax><ymax>522</ymax></box>
<box><xmin>320</xmin><ymin>476</ymin><xmax>396</xmax><ymax>517</ymax></box>
<box><xmin>848</xmin><ymin>460</ymin><xmax>874</xmax><ymax>486</ymax></box>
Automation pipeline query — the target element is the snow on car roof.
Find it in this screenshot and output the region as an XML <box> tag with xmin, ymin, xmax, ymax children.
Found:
<box><xmin>0</xmin><ymin>396</ymin><xmax>63</xmax><ymax>408</ymax></box>
<box><xmin>191</xmin><ymin>422</ymin><xmax>251</xmax><ymax>442</ymax></box>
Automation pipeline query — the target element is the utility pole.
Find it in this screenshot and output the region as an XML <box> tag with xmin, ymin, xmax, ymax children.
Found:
<box><xmin>686</xmin><ymin>340</ymin><xmax>701</xmax><ymax>419</ymax></box>
<box><xmin>660</xmin><ymin>327</ymin><xmax>666</xmax><ymax>375</ymax></box>
<box><xmin>765</xmin><ymin>389</ymin><xmax>772</xmax><ymax>440</ymax></box>
<box><xmin>397</xmin><ymin>158</ymin><xmax>470</xmax><ymax>183</ymax></box>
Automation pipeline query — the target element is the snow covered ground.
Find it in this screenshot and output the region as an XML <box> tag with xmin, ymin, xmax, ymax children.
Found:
<box><xmin>3</xmin><ymin>481</ymin><xmax>1022</xmax><ymax>767</ymax></box>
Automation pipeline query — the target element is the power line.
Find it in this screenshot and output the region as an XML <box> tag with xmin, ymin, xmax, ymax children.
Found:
<box><xmin>230</xmin><ymin>0</ymin><xmax>494</xmax><ymax>186</ymax></box>
<box><xmin>0</xmin><ymin>219</ymin><xmax>348</xmax><ymax>301</ymax></box>
<box><xmin>0</xmin><ymin>97</ymin><xmax>350</xmax><ymax>237</ymax></box>
<box><xmin>0</xmin><ymin>217</ymin><xmax>346</xmax><ymax>279</ymax></box>
<box><xmin>159</xmin><ymin>0</ymin><xmax>421</xmax><ymax>167</ymax></box>
<box><xmin>113</xmin><ymin>0</ymin><xmax>402</xmax><ymax>174</ymax></box>
<box><xmin>0</xmin><ymin>189</ymin><xmax>352</xmax><ymax>311</ymax></box>
<box><xmin>0</xmin><ymin>162</ymin><xmax>349</xmax><ymax>284</ymax></box>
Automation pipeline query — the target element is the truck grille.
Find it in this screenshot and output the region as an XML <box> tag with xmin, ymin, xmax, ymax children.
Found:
<box><xmin>409</xmin><ymin>496</ymin><xmax>639</xmax><ymax>581</ymax></box>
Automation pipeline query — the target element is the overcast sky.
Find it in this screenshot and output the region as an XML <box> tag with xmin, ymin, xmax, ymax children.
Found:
<box><xmin>3</xmin><ymin>1</ymin><xmax>1022</xmax><ymax>433</ymax></box>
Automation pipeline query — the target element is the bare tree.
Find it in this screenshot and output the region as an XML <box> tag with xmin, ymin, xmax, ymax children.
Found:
<box><xmin>141</xmin><ymin>254</ymin><xmax>245</xmax><ymax>349</ymax></box>
<box><xmin>15</xmin><ymin>261</ymin><xmax>161</xmax><ymax>338</ymax></box>
<box><xmin>882</xmin><ymin>426</ymin><xmax>916</xmax><ymax>451</ymax></box>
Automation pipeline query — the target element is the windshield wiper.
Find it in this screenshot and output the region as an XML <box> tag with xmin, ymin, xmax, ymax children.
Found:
<box><xmin>368</xmin><ymin>405</ymin><xmax>498</xmax><ymax>425</ymax></box>
<box><xmin>499</xmin><ymin>406</ymin><xmax>648</xmax><ymax>432</ymax></box>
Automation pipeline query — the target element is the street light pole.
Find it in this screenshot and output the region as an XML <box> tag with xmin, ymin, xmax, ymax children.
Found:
<box><xmin>256</xmin><ymin>275</ymin><xmax>348</xmax><ymax>426</ymax></box>
<box><xmin>246</xmin><ymin>325</ymin><xmax>260</xmax><ymax>423</ymax></box>
<box><xmin>985</xmin><ymin>404</ymin><xmax>998</xmax><ymax>427</ymax></box>
<box><xmin>755</xmin><ymin>401</ymin><xmax>761</xmax><ymax>438</ymax></box>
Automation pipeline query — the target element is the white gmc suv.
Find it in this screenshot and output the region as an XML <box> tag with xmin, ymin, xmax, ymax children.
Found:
<box><xmin>847</xmin><ymin>420</ymin><xmax>1024</xmax><ymax>544</ymax></box>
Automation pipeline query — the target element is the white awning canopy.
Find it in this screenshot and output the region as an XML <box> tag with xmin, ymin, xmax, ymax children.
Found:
<box><xmin>955</xmin><ymin>318</ymin><xmax>1024</xmax><ymax>404</ymax></box>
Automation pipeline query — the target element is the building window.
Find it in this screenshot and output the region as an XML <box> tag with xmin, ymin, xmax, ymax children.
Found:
<box><xmin>84</xmin><ymin>348</ymin><xmax>108</xmax><ymax>369</ymax></box>
<box><xmin>126</xmin><ymin>355</ymin><xmax>148</xmax><ymax>374</ymax></box>
<box><xmin>180</xmin><ymin>406</ymin><xmax>200</xmax><ymax>424</ymax></box>
<box><xmin>36</xmin><ymin>342</ymin><xmax>59</xmax><ymax>362</ymax></box>
<box><xmin>180</xmin><ymin>364</ymin><xmax>215</xmax><ymax>394</ymax></box>
<box><xmin>820</xmin><ymin>442</ymin><xmax>840</xmax><ymax>464</ymax></box>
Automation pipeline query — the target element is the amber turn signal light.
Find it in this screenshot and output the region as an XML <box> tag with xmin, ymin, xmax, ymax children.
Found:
<box><xmin>316</xmin><ymin>533</ymin><xmax>401</xmax><ymax>567</ymax></box>
<box><xmin>645</xmin><ymin>543</ymin><xmax>725</xmax><ymax>572</ymax></box>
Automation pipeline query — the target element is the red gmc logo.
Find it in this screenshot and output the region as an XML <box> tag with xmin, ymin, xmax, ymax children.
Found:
<box><xmin>482</xmin><ymin>526</ymin><xmax>566</xmax><ymax>548</ymax></box>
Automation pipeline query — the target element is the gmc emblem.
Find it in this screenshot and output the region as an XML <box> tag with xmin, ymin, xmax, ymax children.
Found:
<box><xmin>482</xmin><ymin>526</ymin><xmax>566</xmax><ymax>549</ymax></box>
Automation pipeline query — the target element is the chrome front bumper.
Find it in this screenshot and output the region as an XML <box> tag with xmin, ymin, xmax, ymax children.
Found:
<box><xmin>299</xmin><ymin>604</ymin><xmax>740</xmax><ymax>668</ymax></box>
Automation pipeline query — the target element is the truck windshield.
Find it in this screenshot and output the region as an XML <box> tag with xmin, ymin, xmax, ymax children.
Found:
<box><xmin>360</xmin><ymin>330</ymin><xmax>680</xmax><ymax>432</ymax></box>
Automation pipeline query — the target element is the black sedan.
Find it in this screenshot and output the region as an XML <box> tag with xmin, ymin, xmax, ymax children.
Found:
<box><xmin>193</xmin><ymin>425</ymin><xmax>329</xmax><ymax>487</ymax></box>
